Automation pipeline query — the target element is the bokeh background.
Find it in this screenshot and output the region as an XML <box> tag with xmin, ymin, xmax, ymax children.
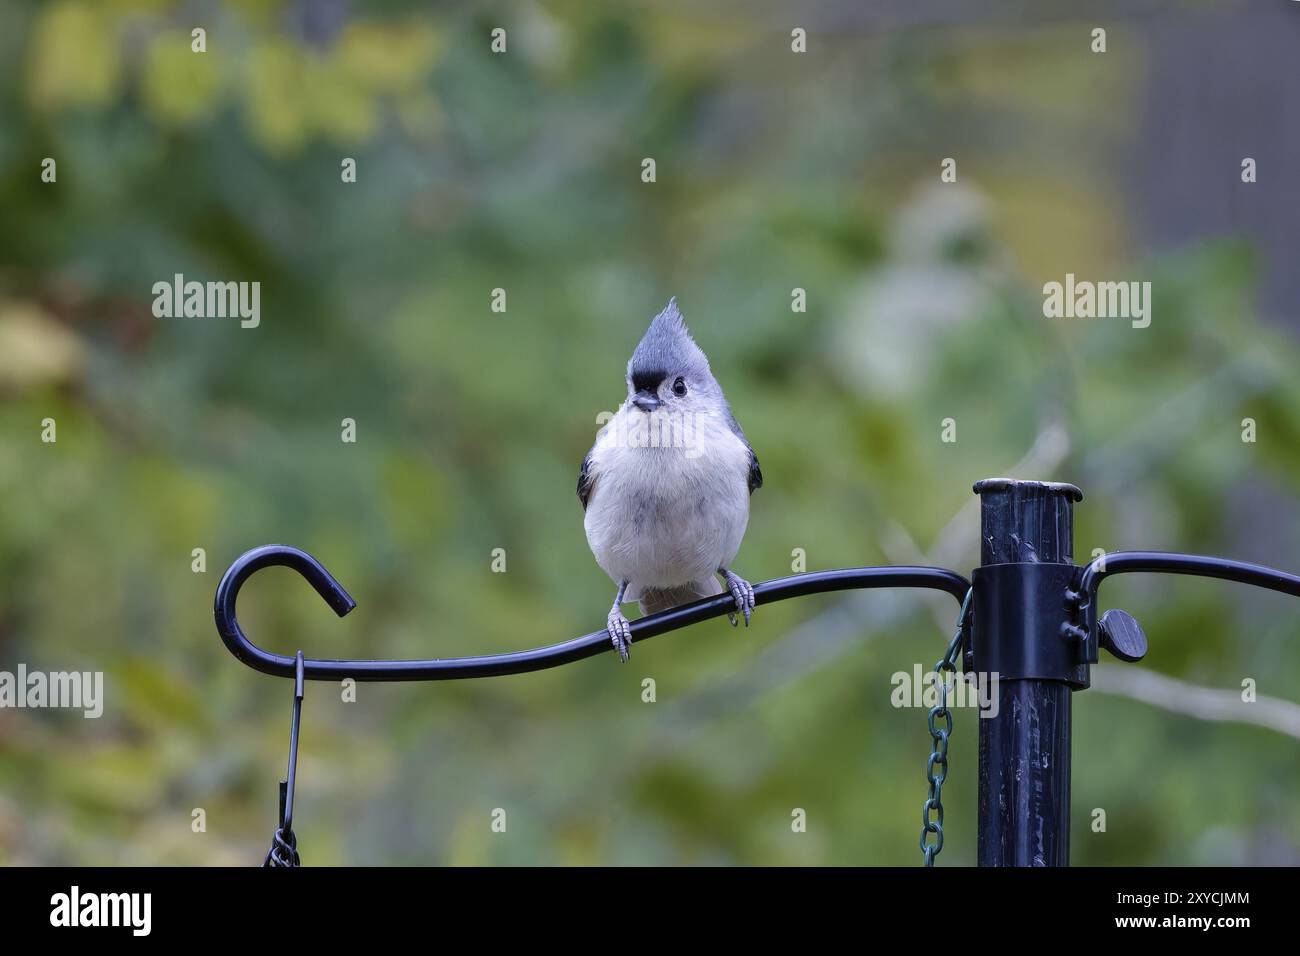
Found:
<box><xmin>1</xmin><ymin>0</ymin><xmax>1299</xmax><ymax>865</ymax></box>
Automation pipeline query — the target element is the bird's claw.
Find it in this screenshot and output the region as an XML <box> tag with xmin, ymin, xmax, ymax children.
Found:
<box><xmin>607</xmin><ymin>608</ymin><xmax>633</xmax><ymax>662</ymax></box>
<box><xmin>722</xmin><ymin>570</ymin><xmax>756</xmax><ymax>627</ymax></box>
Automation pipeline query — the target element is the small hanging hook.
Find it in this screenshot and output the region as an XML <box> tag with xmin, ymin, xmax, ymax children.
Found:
<box><xmin>265</xmin><ymin>650</ymin><xmax>306</xmax><ymax>867</ymax></box>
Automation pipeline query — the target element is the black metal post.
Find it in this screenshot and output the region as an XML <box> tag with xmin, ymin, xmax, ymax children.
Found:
<box><xmin>972</xmin><ymin>478</ymin><xmax>1085</xmax><ymax>867</ymax></box>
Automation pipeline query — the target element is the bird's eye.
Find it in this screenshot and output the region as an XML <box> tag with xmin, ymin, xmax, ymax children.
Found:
<box><xmin>672</xmin><ymin>377</ymin><xmax>687</xmax><ymax>397</ymax></box>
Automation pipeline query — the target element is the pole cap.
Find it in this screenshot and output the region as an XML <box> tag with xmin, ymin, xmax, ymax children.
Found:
<box><xmin>973</xmin><ymin>478</ymin><xmax>1083</xmax><ymax>501</ymax></box>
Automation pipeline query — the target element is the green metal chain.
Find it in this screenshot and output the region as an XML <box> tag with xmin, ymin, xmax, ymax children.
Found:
<box><xmin>920</xmin><ymin>587</ymin><xmax>972</xmax><ymax>866</ymax></box>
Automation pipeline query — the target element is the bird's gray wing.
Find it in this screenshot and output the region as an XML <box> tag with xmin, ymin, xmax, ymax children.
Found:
<box><xmin>725</xmin><ymin>409</ymin><xmax>763</xmax><ymax>495</ymax></box>
<box><xmin>577</xmin><ymin>452</ymin><xmax>597</xmax><ymax>510</ymax></box>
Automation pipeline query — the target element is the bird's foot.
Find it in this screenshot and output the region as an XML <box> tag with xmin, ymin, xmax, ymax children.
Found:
<box><xmin>720</xmin><ymin>568</ymin><xmax>756</xmax><ymax>627</ymax></box>
<box><xmin>607</xmin><ymin>607</ymin><xmax>633</xmax><ymax>662</ymax></box>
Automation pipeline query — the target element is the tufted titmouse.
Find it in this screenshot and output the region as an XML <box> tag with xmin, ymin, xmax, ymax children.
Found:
<box><xmin>578</xmin><ymin>298</ymin><xmax>762</xmax><ymax>661</ymax></box>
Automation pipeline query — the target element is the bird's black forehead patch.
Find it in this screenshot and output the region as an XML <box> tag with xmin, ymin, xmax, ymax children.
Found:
<box><xmin>630</xmin><ymin>368</ymin><xmax>666</xmax><ymax>393</ymax></box>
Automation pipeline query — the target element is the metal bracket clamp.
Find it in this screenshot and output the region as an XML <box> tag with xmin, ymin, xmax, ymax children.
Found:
<box><xmin>971</xmin><ymin>562</ymin><xmax>1090</xmax><ymax>690</ymax></box>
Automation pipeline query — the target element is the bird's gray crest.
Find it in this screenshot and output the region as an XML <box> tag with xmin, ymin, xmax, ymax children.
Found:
<box><xmin>627</xmin><ymin>297</ymin><xmax>711</xmax><ymax>383</ymax></box>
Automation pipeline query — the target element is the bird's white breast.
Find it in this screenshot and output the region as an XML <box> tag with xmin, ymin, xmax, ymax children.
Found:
<box><xmin>583</xmin><ymin>404</ymin><xmax>751</xmax><ymax>601</ymax></box>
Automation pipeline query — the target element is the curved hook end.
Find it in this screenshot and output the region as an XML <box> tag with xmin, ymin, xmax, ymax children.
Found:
<box><xmin>214</xmin><ymin>545</ymin><xmax>357</xmax><ymax>677</ymax></box>
<box><xmin>322</xmin><ymin>585</ymin><xmax>357</xmax><ymax>619</ymax></box>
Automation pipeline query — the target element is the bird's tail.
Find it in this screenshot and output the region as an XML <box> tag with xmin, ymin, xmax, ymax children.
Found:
<box><xmin>638</xmin><ymin>578</ymin><xmax>722</xmax><ymax>617</ymax></box>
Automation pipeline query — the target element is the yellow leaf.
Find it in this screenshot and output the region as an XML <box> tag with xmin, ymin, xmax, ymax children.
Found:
<box><xmin>26</xmin><ymin>1</ymin><xmax>122</xmax><ymax>110</ymax></box>
<box><xmin>242</xmin><ymin>38</ymin><xmax>311</xmax><ymax>154</ymax></box>
<box><xmin>306</xmin><ymin>57</ymin><xmax>376</xmax><ymax>144</ymax></box>
<box><xmin>141</xmin><ymin>31</ymin><xmax>224</xmax><ymax>125</ymax></box>
<box><xmin>0</xmin><ymin>304</ymin><xmax>85</xmax><ymax>391</ymax></box>
<box><xmin>336</xmin><ymin>19</ymin><xmax>442</xmax><ymax>94</ymax></box>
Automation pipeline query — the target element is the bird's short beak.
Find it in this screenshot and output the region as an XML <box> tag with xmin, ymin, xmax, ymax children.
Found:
<box><xmin>632</xmin><ymin>390</ymin><xmax>662</xmax><ymax>413</ymax></box>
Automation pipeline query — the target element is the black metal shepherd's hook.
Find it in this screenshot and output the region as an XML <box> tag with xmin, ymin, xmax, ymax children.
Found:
<box><xmin>217</xmin><ymin>544</ymin><xmax>971</xmax><ymax>866</ymax></box>
<box><xmin>214</xmin><ymin>544</ymin><xmax>971</xmax><ymax>682</ymax></box>
<box><xmin>214</xmin><ymin>506</ymin><xmax>1300</xmax><ymax>868</ymax></box>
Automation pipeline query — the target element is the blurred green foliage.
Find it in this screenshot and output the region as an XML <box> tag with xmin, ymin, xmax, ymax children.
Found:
<box><xmin>0</xmin><ymin>0</ymin><xmax>1298</xmax><ymax>865</ymax></box>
